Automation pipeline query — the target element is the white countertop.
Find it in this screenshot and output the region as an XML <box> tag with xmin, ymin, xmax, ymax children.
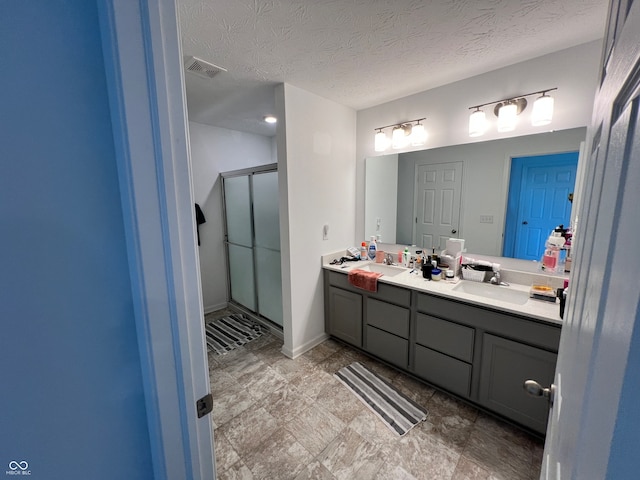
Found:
<box><xmin>322</xmin><ymin>256</ymin><xmax>562</xmax><ymax>326</ymax></box>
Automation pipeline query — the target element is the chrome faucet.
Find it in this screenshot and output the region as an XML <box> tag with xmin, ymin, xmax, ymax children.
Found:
<box><xmin>490</xmin><ymin>270</ymin><xmax>510</xmax><ymax>286</ymax></box>
<box><xmin>384</xmin><ymin>253</ymin><xmax>395</xmax><ymax>265</ymax></box>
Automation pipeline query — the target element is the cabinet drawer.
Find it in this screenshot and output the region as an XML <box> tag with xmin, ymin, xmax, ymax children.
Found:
<box><xmin>414</xmin><ymin>345</ymin><xmax>471</xmax><ymax>398</ymax></box>
<box><xmin>416</xmin><ymin>313</ymin><xmax>474</xmax><ymax>362</ymax></box>
<box><xmin>366</xmin><ymin>326</ymin><xmax>408</xmax><ymax>369</ymax></box>
<box><xmin>372</xmin><ymin>282</ymin><xmax>411</xmax><ymax>306</ymax></box>
<box><xmin>327</xmin><ymin>271</ymin><xmax>410</xmax><ymax>305</ymax></box>
<box><xmin>366</xmin><ymin>298</ymin><xmax>410</xmax><ymax>338</ymax></box>
<box><xmin>416</xmin><ymin>292</ymin><xmax>561</xmax><ymax>351</ymax></box>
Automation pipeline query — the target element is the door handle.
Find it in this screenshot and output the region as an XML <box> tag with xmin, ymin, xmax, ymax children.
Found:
<box><xmin>451</xmin><ymin>229</ymin><xmax>457</xmax><ymax>234</ymax></box>
<box><xmin>522</xmin><ymin>221</ymin><xmax>528</xmax><ymax>225</ymax></box>
<box><xmin>524</xmin><ymin>380</ymin><xmax>555</xmax><ymax>406</ymax></box>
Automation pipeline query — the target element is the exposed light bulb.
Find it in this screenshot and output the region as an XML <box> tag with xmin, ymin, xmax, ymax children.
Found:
<box><xmin>497</xmin><ymin>102</ymin><xmax>518</xmax><ymax>132</ymax></box>
<box><xmin>531</xmin><ymin>93</ymin><xmax>554</xmax><ymax>126</ymax></box>
<box><xmin>468</xmin><ymin>109</ymin><xmax>487</xmax><ymax>137</ymax></box>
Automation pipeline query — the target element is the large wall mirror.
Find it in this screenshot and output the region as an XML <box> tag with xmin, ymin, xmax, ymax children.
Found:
<box><xmin>364</xmin><ymin>127</ymin><xmax>587</xmax><ymax>258</ymax></box>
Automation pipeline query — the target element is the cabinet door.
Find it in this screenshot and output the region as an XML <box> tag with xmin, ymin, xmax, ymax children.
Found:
<box><xmin>479</xmin><ymin>333</ymin><xmax>557</xmax><ymax>434</ymax></box>
<box><xmin>328</xmin><ymin>286</ymin><xmax>362</xmax><ymax>347</ymax></box>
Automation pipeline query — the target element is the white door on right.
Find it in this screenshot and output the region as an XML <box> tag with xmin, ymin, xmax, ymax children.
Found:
<box><xmin>413</xmin><ymin>161</ymin><xmax>463</xmax><ymax>252</ymax></box>
<box><xmin>540</xmin><ymin>0</ymin><xmax>640</xmax><ymax>478</ymax></box>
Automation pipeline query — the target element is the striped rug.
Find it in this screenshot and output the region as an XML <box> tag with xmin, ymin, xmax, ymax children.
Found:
<box><xmin>335</xmin><ymin>362</ymin><xmax>428</xmax><ymax>436</ymax></box>
<box><xmin>205</xmin><ymin>314</ymin><xmax>264</xmax><ymax>355</ymax></box>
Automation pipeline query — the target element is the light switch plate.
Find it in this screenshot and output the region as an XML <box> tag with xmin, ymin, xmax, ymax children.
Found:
<box><xmin>480</xmin><ymin>215</ymin><xmax>494</xmax><ymax>224</ymax></box>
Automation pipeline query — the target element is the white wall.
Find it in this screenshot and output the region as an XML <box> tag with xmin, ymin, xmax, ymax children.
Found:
<box><xmin>355</xmin><ymin>40</ymin><xmax>602</xmax><ymax>241</ymax></box>
<box><xmin>364</xmin><ymin>154</ymin><xmax>398</xmax><ymax>243</ymax></box>
<box><xmin>188</xmin><ymin>122</ymin><xmax>274</xmax><ymax>313</ymax></box>
<box><xmin>276</xmin><ymin>84</ymin><xmax>357</xmax><ymax>357</ymax></box>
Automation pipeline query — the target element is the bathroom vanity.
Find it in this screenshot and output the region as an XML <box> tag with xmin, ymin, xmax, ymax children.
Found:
<box><xmin>323</xmin><ymin>258</ymin><xmax>563</xmax><ymax>435</ymax></box>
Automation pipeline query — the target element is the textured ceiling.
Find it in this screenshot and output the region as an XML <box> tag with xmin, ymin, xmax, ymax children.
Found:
<box><xmin>178</xmin><ymin>0</ymin><xmax>608</xmax><ymax>136</ymax></box>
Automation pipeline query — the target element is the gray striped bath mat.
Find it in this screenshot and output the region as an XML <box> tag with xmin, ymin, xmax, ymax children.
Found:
<box><xmin>205</xmin><ymin>314</ymin><xmax>264</xmax><ymax>355</ymax></box>
<box><xmin>335</xmin><ymin>362</ymin><xmax>428</xmax><ymax>436</ymax></box>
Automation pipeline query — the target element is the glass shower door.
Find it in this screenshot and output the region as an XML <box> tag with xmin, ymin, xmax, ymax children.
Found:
<box><xmin>222</xmin><ymin>167</ymin><xmax>282</xmax><ymax>327</ymax></box>
<box><xmin>223</xmin><ymin>175</ymin><xmax>256</xmax><ymax>311</ymax></box>
<box><xmin>253</xmin><ymin>171</ymin><xmax>282</xmax><ymax>326</ymax></box>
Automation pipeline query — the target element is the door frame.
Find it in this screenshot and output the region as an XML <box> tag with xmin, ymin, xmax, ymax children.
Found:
<box><xmin>98</xmin><ymin>1</ymin><xmax>214</xmax><ymax>479</ymax></box>
<box><xmin>503</xmin><ymin>151</ymin><xmax>579</xmax><ymax>258</ymax></box>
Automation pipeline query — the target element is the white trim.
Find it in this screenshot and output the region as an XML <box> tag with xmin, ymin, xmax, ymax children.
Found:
<box><xmin>282</xmin><ymin>332</ymin><xmax>330</xmax><ymax>359</ymax></box>
<box><xmin>97</xmin><ymin>1</ymin><xmax>214</xmax><ymax>479</ymax></box>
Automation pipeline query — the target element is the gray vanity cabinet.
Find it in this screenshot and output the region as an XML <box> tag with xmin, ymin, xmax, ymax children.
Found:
<box><xmin>327</xmin><ymin>286</ymin><xmax>363</xmax><ymax>347</ymax></box>
<box><xmin>324</xmin><ymin>269</ymin><xmax>561</xmax><ymax>435</ymax></box>
<box><xmin>479</xmin><ymin>333</ymin><xmax>557</xmax><ymax>433</ymax></box>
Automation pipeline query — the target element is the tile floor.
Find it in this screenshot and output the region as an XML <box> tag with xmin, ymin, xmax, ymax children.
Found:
<box><xmin>207</xmin><ymin>314</ymin><xmax>544</xmax><ymax>480</ymax></box>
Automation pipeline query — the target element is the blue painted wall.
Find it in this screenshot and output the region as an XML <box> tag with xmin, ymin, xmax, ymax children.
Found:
<box><xmin>0</xmin><ymin>2</ymin><xmax>153</xmax><ymax>478</ymax></box>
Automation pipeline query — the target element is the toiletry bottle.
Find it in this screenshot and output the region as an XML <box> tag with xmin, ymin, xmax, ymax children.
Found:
<box><xmin>360</xmin><ymin>242</ymin><xmax>367</xmax><ymax>261</ymax></box>
<box><xmin>368</xmin><ymin>236</ymin><xmax>377</xmax><ymax>260</ymax></box>
<box><xmin>403</xmin><ymin>247</ymin><xmax>410</xmax><ymax>267</ymax></box>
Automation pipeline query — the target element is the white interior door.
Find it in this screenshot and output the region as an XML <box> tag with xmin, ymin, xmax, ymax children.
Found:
<box><xmin>540</xmin><ymin>1</ymin><xmax>640</xmax><ymax>478</ymax></box>
<box><xmin>413</xmin><ymin>162</ymin><xmax>463</xmax><ymax>251</ymax></box>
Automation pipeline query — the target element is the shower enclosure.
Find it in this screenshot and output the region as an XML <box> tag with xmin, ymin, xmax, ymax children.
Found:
<box><xmin>221</xmin><ymin>165</ymin><xmax>283</xmax><ymax>327</ymax></box>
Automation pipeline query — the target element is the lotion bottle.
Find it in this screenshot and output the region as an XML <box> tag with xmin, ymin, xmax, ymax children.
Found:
<box><xmin>368</xmin><ymin>236</ymin><xmax>377</xmax><ymax>260</ymax></box>
<box><xmin>403</xmin><ymin>247</ymin><xmax>410</xmax><ymax>267</ymax></box>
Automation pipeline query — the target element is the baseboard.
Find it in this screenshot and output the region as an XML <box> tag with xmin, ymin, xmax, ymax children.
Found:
<box><xmin>282</xmin><ymin>332</ymin><xmax>329</xmax><ymax>359</ymax></box>
<box><xmin>203</xmin><ymin>302</ymin><xmax>228</xmax><ymax>315</ymax></box>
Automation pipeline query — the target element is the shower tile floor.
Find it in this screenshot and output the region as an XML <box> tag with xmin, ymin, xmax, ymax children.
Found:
<box><xmin>206</xmin><ymin>318</ymin><xmax>544</xmax><ymax>480</ymax></box>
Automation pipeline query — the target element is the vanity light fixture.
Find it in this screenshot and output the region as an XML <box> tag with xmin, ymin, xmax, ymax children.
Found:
<box><xmin>531</xmin><ymin>91</ymin><xmax>555</xmax><ymax>126</ymax></box>
<box><xmin>374</xmin><ymin>129</ymin><xmax>390</xmax><ymax>152</ymax></box>
<box><xmin>468</xmin><ymin>88</ymin><xmax>557</xmax><ymax>137</ymax></box>
<box><xmin>373</xmin><ymin>118</ymin><xmax>427</xmax><ymax>152</ymax></box>
<box><xmin>411</xmin><ymin>121</ymin><xmax>427</xmax><ymax>146</ymax></box>
<box><xmin>497</xmin><ymin>100</ymin><xmax>519</xmax><ymax>132</ymax></box>
<box><xmin>468</xmin><ymin>108</ymin><xmax>487</xmax><ymax>137</ymax></box>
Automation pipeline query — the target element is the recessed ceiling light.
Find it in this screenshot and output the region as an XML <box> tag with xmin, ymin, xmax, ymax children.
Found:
<box><xmin>264</xmin><ymin>115</ymin><xmax>277</xmax><ymax>124</ymax></box>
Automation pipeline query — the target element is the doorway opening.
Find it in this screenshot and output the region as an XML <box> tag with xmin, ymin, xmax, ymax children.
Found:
<box><xmin>503</xmin><ymin>152</ymin><xmax>579</xmax><ymax>260</ymax></box>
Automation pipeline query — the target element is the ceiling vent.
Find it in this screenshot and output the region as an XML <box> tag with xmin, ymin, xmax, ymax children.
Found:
<box><xmin>184</xmin><ymin>56</ymin><xmax>227</xmax><ymax>79</ymax></box>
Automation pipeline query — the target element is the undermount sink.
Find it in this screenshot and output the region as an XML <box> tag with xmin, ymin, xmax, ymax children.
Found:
<box><xmin>452</xmin><ymin>280</ymin><xmax>530</xmax><ymax>305</ymax></box>
<box><xmin>357</xmin><ymin>262</ymin><xmax>406</xmax><ymax>277</ymax></box>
